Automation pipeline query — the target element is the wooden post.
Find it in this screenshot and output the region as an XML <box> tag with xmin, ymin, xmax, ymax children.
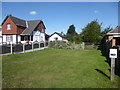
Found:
<box><xmin>39</xmin><ymin>42</ymin><xmax>40</xmax><ymax>48</ymax></box>
<box><xmin>111</xmin><ymin>58</ymin><xmax>115</xmax><ymax>81</ymax></box>
<box><xmin>23</xmin><ymin>43</ymin><xmax>25</xmax><ymax>53</ymax></box>
<box><xmin>32</xmin><ymin>42</ymin><xmax>34</xmax><ymax>51</ymax></box>
<box><xmin>81</xmin><ymin>42</ymin><xmax>85</xmax><ymax>50</ymax></box>
<box><xmin>44</xmin><ymin>41</ymin><xmax>46</xmax><ymax>47</ymax></box>
<box><xmin>82</xmin><ymin>42</ymin><xmax>85</xmax><ymax>50</ymax></box>
<box><xmin>10</xmin><ymin>43</ymin><xmax>13</xmax><ymax>54</ymax></box>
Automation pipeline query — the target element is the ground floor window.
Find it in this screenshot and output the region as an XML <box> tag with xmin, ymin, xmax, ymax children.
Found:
<box><xmin>21</xmin><ymin>36</ymin><xmax>24</xmax><ymax>41</ymax></box>
<box><xmin>6</xmin><ymin>35</ymin><xmax>12</xmax><ymax>42</ymax></box>
<box><xmin>31</xmin><ymin>36</ymin><xmax>33</xmax><ymax>41</ymax></box>
<box><xmin>21</xmin><ymin>35</ymin><xmax>33</xmax><ymax>41</ymax></box>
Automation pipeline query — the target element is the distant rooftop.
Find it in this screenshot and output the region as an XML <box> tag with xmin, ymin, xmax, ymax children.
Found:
<box><xmin>107</xmin><ymin>26</ymin><xmax>120</xmax><ymax>35</ymax></box>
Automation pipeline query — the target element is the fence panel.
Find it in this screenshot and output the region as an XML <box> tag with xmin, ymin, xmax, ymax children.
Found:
<box><xmin>34</xmin><ymin>43</ymin><xmax>39</xmax><ymax>49</ymax></box>
<box><xmin>1</xmin><ymin>45</ymin><xmax>11</xmax><ymax>54</ymax></box>
<box><xmin>40</xmin><ymin>43</ymin><xmax>44</xmax><ymax>47</ymax></box>
<box><xmin>25</xmin><ymin>44</ymin><xmax>32</xmax><ymax>50</ymax></box>
<box><xmin>84</xmin><ymin>42</ymin><xmax>99</xmax><ymax>50</ymax></box>
<box><xmin>1</xmin><ymin>41</ymin><xmax>48</xmax><ymax>54</ymax></box>
<box><xmin>13</xmin><ymin>44</ymin><xmax>23</xmax><ymax>52</ymax></box>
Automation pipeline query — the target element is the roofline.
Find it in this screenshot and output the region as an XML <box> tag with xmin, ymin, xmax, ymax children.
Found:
<box><xmin>50</xmin><ymin>32</ymin><xmax>60</xmax><ymax>37</ymax></box>
<box><xmin>107</xmin><ymin>33</ymin><xmax>120</xmax><ymax>35</ymax></box>
<box><xmin>1</xmin><ymin>15</ymin><xmax>9</xmax><ymax>25</ymax></box>
<box><xmin>20</xmin><ymin>34</ymin><xmax>31</xmax><ymax>35</ymax></box>
<box><xmin>50</xmin><ymin>32</ymin><xmax>66</xmax><ymax>38</ymax></box>
<box><xmin>21</xmin><ymin>20</ymin><xmax>42</xmax><ymax>35</ymax></box>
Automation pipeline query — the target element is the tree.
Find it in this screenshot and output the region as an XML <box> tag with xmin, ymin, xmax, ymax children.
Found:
<box><xmin>66</xmin><ymin>24</ymin><xmax>76</xmax><ymax>42</ymax></box>
<box><xmin>81</xmin><ymin>20</ymin><xmax>102</xmax><ymax>43</ymax></box>
<box><xmin>67</xmin><ymin>24</ymin><xmax>76</xmax><ymax>35</ymax></box>
<box><xmin>101</xmin><ymin>26</ymin><xmax>113</xmax><ymax>37</ymax></box>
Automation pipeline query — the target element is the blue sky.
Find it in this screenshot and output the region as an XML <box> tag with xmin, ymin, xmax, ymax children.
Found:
<box><xmin>2</xmin><ymin>2</ymin><xmax>118</xmax><ymax>34</ymax></box>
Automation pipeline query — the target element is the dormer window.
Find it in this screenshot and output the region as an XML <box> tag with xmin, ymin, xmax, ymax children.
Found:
<box><xmin>7</xmin><ymin>24</ymin><xmax>11</xmax><ymax>30</ymax></box>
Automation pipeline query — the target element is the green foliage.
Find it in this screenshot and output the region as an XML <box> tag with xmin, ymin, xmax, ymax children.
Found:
<box><xmin>66</xmin><ymin>25</ymin><xmax>82</xmax><ymax>43</ymax></box>
<box><xmin>48</xmin><ymin>41</ymin><xmax>83</xmax><ymax>50</ymax></box>
<box><xmin>81</xmin><ymin>20</ymin><xmax>102</xmax><ymax>43</ymax></box>
<box><xmin>66</xmin><ymin>24</ymin><xmax>76</xmax><ymax>42</ymax></box>
<box><xmin>67</xmin><ymin>24</ymin><xmax>76</xmax><ymax>34</ymax></box>
<box><xmin>101</xmin><ymin>26</ymin><xmax>113</xmax><ymax>37</ymax></box>
<box><xmin>48</xmin><ymin>41</ymin><xmax>71</xmax><ymax>49</ymax></box>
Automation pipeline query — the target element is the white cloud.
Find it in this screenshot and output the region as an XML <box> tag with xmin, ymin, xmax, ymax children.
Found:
<box><xmin>94</xmin><ymin>10</ymin><xmax>99</xmax><ymax>14</ymax></box>
<box><xmin>29</xmin><ymin>11</ymin><xmax>37</xmax><ymax>15</ymax></box>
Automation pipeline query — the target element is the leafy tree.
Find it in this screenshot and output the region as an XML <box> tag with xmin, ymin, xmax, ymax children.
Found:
<box><xmin>67</xmin><ymin>24</ymin><xmax>76</xmax><ymax>35</ymax></box>
<box><xmin>81</xmin><ymin>20</ymin><xmax>102</xmax><ymax>43</ymax></box>
<box><xmin>101</xmin><ymin>26</ymin><xmax>113</xmax><ymax>37</ymax></box>
<box><xmin>66</xmin><ymin>24</ymin><xmax>76</xmax><ymax>42</ymax></box>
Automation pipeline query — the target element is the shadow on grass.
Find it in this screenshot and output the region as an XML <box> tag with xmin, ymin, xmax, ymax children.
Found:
<box><xmin>95</xmin><ymin>69</ymin><xmax>110</xmax><ymax>79</ymax></box>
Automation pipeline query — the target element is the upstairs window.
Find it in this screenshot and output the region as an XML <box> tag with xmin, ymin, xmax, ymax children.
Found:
<box><xmin>42</xmin><ymin>28</ymin><xmax>44</xmax><ymax>32</ymax></box>
<box><xmin>7</xmin><ymin>24</ymin><xmax>11</xmax><ymax>30</ymax></box>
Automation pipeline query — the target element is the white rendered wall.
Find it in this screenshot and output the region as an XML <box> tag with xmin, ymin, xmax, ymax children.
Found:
<box><xmin>33</xmin><ymin>31</ymin><xmax>45</xmax><ymax>42</ymax></box>
<box><xmin>18</xmin><ymin>35</ymin><xmax>21</xmax><ymax>42</ymax></box>
<box><xmin>2</xmin><ymin>35</ymin><xmax>6</xmax><ymax>43</ymax></box>
<box><xmin>12</xmin><ymin>35</ymin><xmax>16</xmax><ymax>44</ymax></box>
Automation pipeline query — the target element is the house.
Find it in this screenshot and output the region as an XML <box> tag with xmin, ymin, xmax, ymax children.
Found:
<box><xmin>106</xmin><ymin>26</ymin><xmax>120</xmax><ymax>49</ymax></box>
<box><xmin>49</xmin><ymin>32</ymin><xmax>68</xmax><ymax>42</ymax></box>
<box><xmin>45</xmin><ymin>34</ymin><xmax>50</xmax><ymax>41</ymax></box>
<box><xmin>2</xmin><ymin>15</ymin><xmax>46</xmax><ymax>44</ymax></box>
<box><xmin>100</xmin><ymin>26</ymin><xmax>120</xmax><ymax>57</ymax></box>
<box><xmin>0</xmin><ymin>26</ymin><xmax>2</xmax><ymax>45</ymax></box>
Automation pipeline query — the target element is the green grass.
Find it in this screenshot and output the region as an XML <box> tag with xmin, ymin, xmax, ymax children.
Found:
<box><xmin>2</xmin><ymin>49</ymin><xmax>119</xmax><ymax>88</ymax></box>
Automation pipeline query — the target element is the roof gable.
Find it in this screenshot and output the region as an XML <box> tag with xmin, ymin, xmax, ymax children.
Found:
<box><xmin>107</xmin><ymin>26</ymin><xmax>120</xmax><ymax>35</ymax></box>
<box><xmin>2</xmin><ymin>15</ymin><xmax>26</xmax><ymax>27</ymax></box>
<box><xmin>50</xmin><ymin>32</ymin><xmax>66</xmax><ymax>38</ymax></box>
<box><xmin>21</xmin><ymin>20</ymin><xmax>41</xmax><ymax>35</ymax></box>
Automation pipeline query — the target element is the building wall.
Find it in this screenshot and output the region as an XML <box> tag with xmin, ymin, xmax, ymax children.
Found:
<box><xmin>49</xmin><ymin>34</ymin><xmax>63</xmax><ymax>41</ymax></box>
<box><xmin>13</xmin><ymin>35</ymin><xmax>16</xmax><ymax>44</ymax></box>
<box><xmin>0</xmin><ymin>29</ymin><xmax>2</xmax><ymax>44</ymax></box>
<box><xmin>2</xmin><ymin>35</ymin><xmax>6</xmax><ymax>43</ymax></box>
<box><xmin>2</xmin><ymin>34</ymin><xmax>18</xmax><ymax>44</ymax></box>
<box><xmin>33</xmin><ymin>31</ymin><xmax>45</xmax><ymax>42</ymax></box>
<box><xmin>2</xmin><ymin>17</ymin><xmax>18</xmax><ymax>35</ymax></box>
<box><xmin>17</xmin><ymin>26</ymin><xmax>25</xmax><ymax>34</ymax></box>
<box><xmin>37</xmin><ymin>22</ymin><xmax>45</xmax><ymax>33</ymax></box>
<box><xmin>18</xmin><ymin>35</ymin><xmax>21</xmax><ymax>42</ymax></box>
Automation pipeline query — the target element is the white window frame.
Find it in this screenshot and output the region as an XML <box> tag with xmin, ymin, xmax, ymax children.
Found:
<box><xmin>7</xmin><ymin>24</ymin><xmax>11</xmax><ymax>30</ymax></box>
<box><xmin>42</xmin><ymin>28</ymin><xmax>44</xmax><ymax>32</ymax></box>
<box><xmin>6</xmin><ymin>35</ymin><xmax>12</xmax><ymax>42</ymax></box>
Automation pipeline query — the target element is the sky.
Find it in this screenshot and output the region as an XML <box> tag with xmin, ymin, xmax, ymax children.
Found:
<box><xmin>1</xmin><ymin>2</ymin><xmax>118</xmax><ymax>34</ymax></box>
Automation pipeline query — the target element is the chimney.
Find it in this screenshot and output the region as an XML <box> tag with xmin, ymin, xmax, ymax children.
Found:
<box><xmin>61</xmin><ymin>32</ymin><xmax>64</xmax><ymax>35</ymax></box>
<box><xmin>26</xmin><ymin>21</ymin><xmax>28</xmax><ymax>28</ymax></box>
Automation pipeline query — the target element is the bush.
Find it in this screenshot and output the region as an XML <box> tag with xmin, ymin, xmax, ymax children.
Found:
<box><xmin>48</xmin><ymin>41</ymin><xmax>71</xmax><ymax>49</ymax></box>
<box><xmin>48</xmin><ymin>41</ymin><xmax>82</xmax><ymax>50</ymax></box>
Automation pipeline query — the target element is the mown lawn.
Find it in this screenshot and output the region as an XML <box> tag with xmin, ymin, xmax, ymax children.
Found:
<box><xmin>2</xmin><ymin>49</ymin><xmax>119</xmax><ymax>88</ymax></box>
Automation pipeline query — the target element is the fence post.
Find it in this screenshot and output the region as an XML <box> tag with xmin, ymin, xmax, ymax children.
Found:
<box><xmin>39</xmin><ymin>42</ymin><xmax>40</xmax><ymax>48</ymax></box>
<box><xmin>32</xmin><ymin>42</ymin><xmax>34</xmax><ymax>51</ymax></box>
<box><xmin>23</xmin><ymin>43</ymin><xmax>25</xmax><ymax>53</ymax></box>
<box><xmin>111</xmin><ymin>58</ymin><xmax>115</xmax><ymax>81</ymax></box>
<box><xmin>44</xmin><ymin>41</ymin><xmax>46</xmax><ymax>47</ymax></box>
<box><xmin>82</xmin><ymin>42</ymin><xmax>85</xmax><ymax>50</ymax></box>
<box><xmin>10</xmin><ymin>42</ymin><xmax>13</xmax><ymax>54</ymax></box>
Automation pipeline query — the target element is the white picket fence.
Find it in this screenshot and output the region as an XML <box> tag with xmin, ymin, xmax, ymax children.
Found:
<box><xmin>1</xmin><ymin>41</ymin><xmax>48</xmax><ymax>55</ymax></box>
